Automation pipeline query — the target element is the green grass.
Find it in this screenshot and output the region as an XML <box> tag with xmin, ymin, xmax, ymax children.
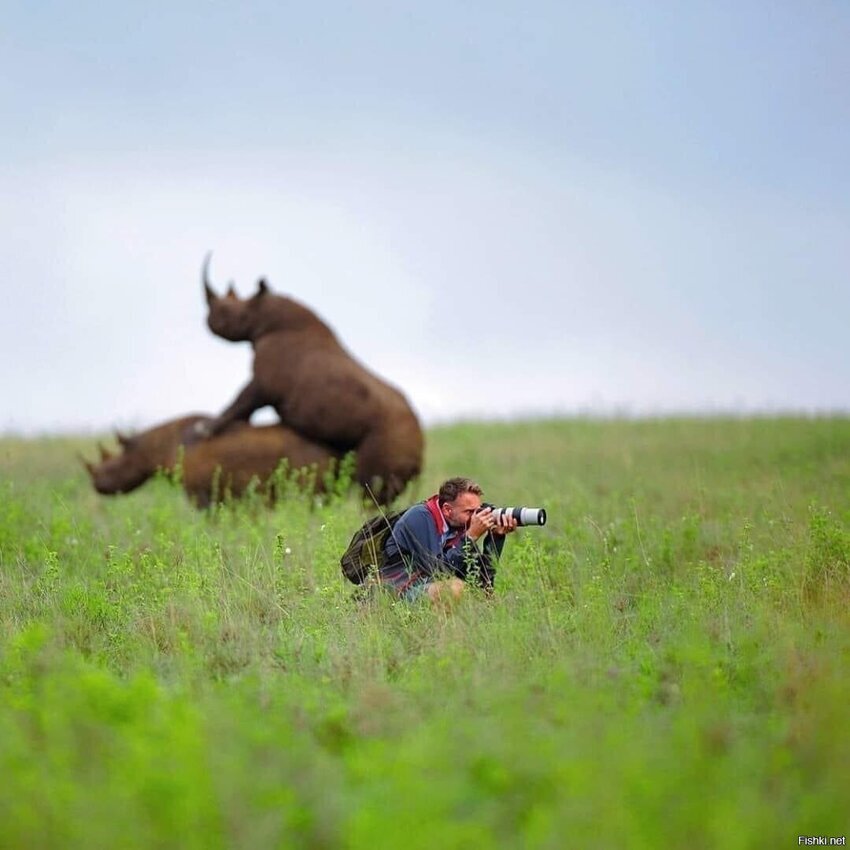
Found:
<box><xmin>1</xmin><ymin>417</ymin><xmax>849</xmax><ymax>848</ymax></box>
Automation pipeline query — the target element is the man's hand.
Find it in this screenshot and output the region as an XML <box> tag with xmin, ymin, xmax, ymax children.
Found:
<box><xmin>467</xmin><ymin>507</ymin><xmax>496</xmax><ymax>541</ymax></box>
<box><xmin>490</xmin><ymin>513</ymin><xmax>518</xmax><ymax>536</ymax></box>
<box><xmin>467</xmin><ymin>508</ymin><xmax>518</xmax><ymax>541</ymax></box>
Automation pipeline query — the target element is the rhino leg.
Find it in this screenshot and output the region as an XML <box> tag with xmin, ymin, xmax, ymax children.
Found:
<box><xmin>205</xmin><ymin>380</ymin><xmax>269</xmax><ymax>438</ymax></box>
<box><xmin>355</xmin><ymin>428</ymin><xmax>421</xmax><ymax>506</ymax></box>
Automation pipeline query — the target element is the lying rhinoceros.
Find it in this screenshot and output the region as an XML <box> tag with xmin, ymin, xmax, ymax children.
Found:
<box><xmin>82</xmin><ymin>414</ymin><xmax>344</xmax><ymax>507</ymax></box>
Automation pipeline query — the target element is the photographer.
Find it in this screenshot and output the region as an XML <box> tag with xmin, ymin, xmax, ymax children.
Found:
<box><xmin>379</xmin><ymin>476</ymin><xmax>517</xmax><ymax>603</ymax></box>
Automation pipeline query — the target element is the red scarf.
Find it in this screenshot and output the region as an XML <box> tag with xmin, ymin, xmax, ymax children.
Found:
<box><xmin>424</xmin><ymin>494</ymin><xmax>464</xmax><ymax>550</ymax></box>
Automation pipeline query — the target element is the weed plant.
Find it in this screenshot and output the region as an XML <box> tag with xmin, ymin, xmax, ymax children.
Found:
<box><xmin>0</xmin><ymin>418</ymin><xmax>849</xmax><ymax>848</ymax></box>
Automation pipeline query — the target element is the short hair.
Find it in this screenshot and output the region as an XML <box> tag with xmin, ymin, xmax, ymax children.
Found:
<box><xmin>438</xmin><ymin>476</ymin><xmax>483</xmax><ymax>504</ymax></box>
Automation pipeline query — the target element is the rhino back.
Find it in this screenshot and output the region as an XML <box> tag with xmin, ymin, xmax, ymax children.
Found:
<box><xmin>181</xmin><ymin>424</ymin><xmax>339</xmax><ymax>501</ymax></box>
<box><xmin>253</xmin><ymin>334</ymin><xmax>419</xmax><ymax>449</ymax></box>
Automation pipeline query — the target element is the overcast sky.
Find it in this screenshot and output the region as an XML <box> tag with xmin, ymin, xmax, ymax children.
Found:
<box><xmin>2</xmin><ymin>1</ymin><xmax>848</xmax><ymax>434</ymax></box>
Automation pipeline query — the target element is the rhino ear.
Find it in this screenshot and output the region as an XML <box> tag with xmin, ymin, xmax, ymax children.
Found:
<box><xmin>202</xmin><ymin>252</ymin><xmax>217</xmax><ymax>305</ymax></box>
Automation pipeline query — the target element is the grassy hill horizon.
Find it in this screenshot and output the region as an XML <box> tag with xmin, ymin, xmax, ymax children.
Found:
<box><xmin>1</xmin><ymin>416</ymin><xmax>848</xmax><ymax>848</ymax></box>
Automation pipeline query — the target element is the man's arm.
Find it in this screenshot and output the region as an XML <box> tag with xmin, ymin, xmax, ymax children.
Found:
<box><xmin>385</xmin><ymin>509</ymin><xmax>442</xmax><ymax>576</ymax></box>
<box><xmin>441</xmin><ymin>533</ymin><xmax>501</xmax><ymax>590</ymax></box>
<box><xmin>482</xmin><ymin>532</ymin><xmax>507</xmax><ymax>561</ymax></box>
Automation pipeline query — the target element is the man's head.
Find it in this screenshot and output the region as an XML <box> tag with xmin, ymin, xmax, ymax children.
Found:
<box><xmin>438</xmin><ymin>476</ymin><xmax>484</xmax><ymax>529</ymax></box>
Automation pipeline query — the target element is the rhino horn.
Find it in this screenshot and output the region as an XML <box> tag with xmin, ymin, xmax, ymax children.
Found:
<box><xmin>78</xmin><ymin>453</ymin><xmax>96</xmax><ymax>477</ymax></box>
<box><xmin>115</xmin><ymin>429</ymin><xmax>132</xmax><ymax>448</ymax></box>
<box><xmin>202</xmin><ymin>251</ymin><xmax>217</xmax><ymax>304</ymax></box>
<box><xmin>98</xmin><ymin>443</ymin><xmax>114</xmax><ymax>461</ymax></box>
<box><xmin>255</xmin><ymin>278</ymin><xmax>269</xmax><ymax>297</ymax></box>
<box><xmin>226</xmin><ymin>281</ymin><xmax>236</xmax><ymax>298</ymax></box>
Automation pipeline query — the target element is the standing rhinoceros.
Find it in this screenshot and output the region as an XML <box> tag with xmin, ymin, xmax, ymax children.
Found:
<box><xmin>195</xmin><ymin>255</ymin><xmax>424</xmax><ymax>505</ymax></box>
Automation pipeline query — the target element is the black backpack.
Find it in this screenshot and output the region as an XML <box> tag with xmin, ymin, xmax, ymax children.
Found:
<box><xmin>340</xmin><ymin>509</ymin><xmax>406</xmax><ymax>584</ymax></box>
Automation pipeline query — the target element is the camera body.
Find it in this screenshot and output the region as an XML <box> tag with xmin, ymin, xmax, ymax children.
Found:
<box><xmin>479</xmin><ymin>502</ymin><xmax>547</xmax><ymax>527</ymax></box>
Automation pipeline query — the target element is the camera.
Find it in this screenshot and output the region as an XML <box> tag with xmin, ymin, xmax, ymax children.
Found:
<box><xmin>479</xmin><ymin>502</ymin><xmax>547</xmax><ymax>527</ymax></box>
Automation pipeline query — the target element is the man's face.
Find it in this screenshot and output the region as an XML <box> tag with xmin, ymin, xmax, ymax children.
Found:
<box><xmin>441</xmin><ymin>492</ymin><xmax>482</xmax><ymax>529</ymax></box>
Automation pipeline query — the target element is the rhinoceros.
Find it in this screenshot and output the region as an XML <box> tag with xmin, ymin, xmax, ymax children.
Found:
<box><xmin>195</xmin><ymin>255</ymin><xmax>424</xmax><ymax>505</ymax></box>
<box><xmin>83</xmin><ymin>414</ymin><xmax>343</xmax><ymax>507</ymax></box>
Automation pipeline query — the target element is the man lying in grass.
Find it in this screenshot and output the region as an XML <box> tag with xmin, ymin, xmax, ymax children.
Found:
<box><xmin>379</xmin><ymin>476</ymin><xmax>517</xmax><ymax>603</ymax></box>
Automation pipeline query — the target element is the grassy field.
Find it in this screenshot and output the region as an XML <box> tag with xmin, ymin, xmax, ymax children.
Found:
<box><xmin>1</xmin><ymin>417</ymin><xmax>849</xmax><ymax>849</ymax></box>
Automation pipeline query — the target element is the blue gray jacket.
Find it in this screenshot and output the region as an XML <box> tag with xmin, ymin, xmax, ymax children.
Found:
<box><xmin>380</xmin><ymin>502</ymin><xmax>504</xmax><ymax>592</ymax></box>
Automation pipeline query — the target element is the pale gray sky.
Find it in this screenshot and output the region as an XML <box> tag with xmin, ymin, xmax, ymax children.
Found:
<box><xmin>2</xmin><ymin>1</ymin><xmax>848</xmax><ymax>433</ymax></box>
